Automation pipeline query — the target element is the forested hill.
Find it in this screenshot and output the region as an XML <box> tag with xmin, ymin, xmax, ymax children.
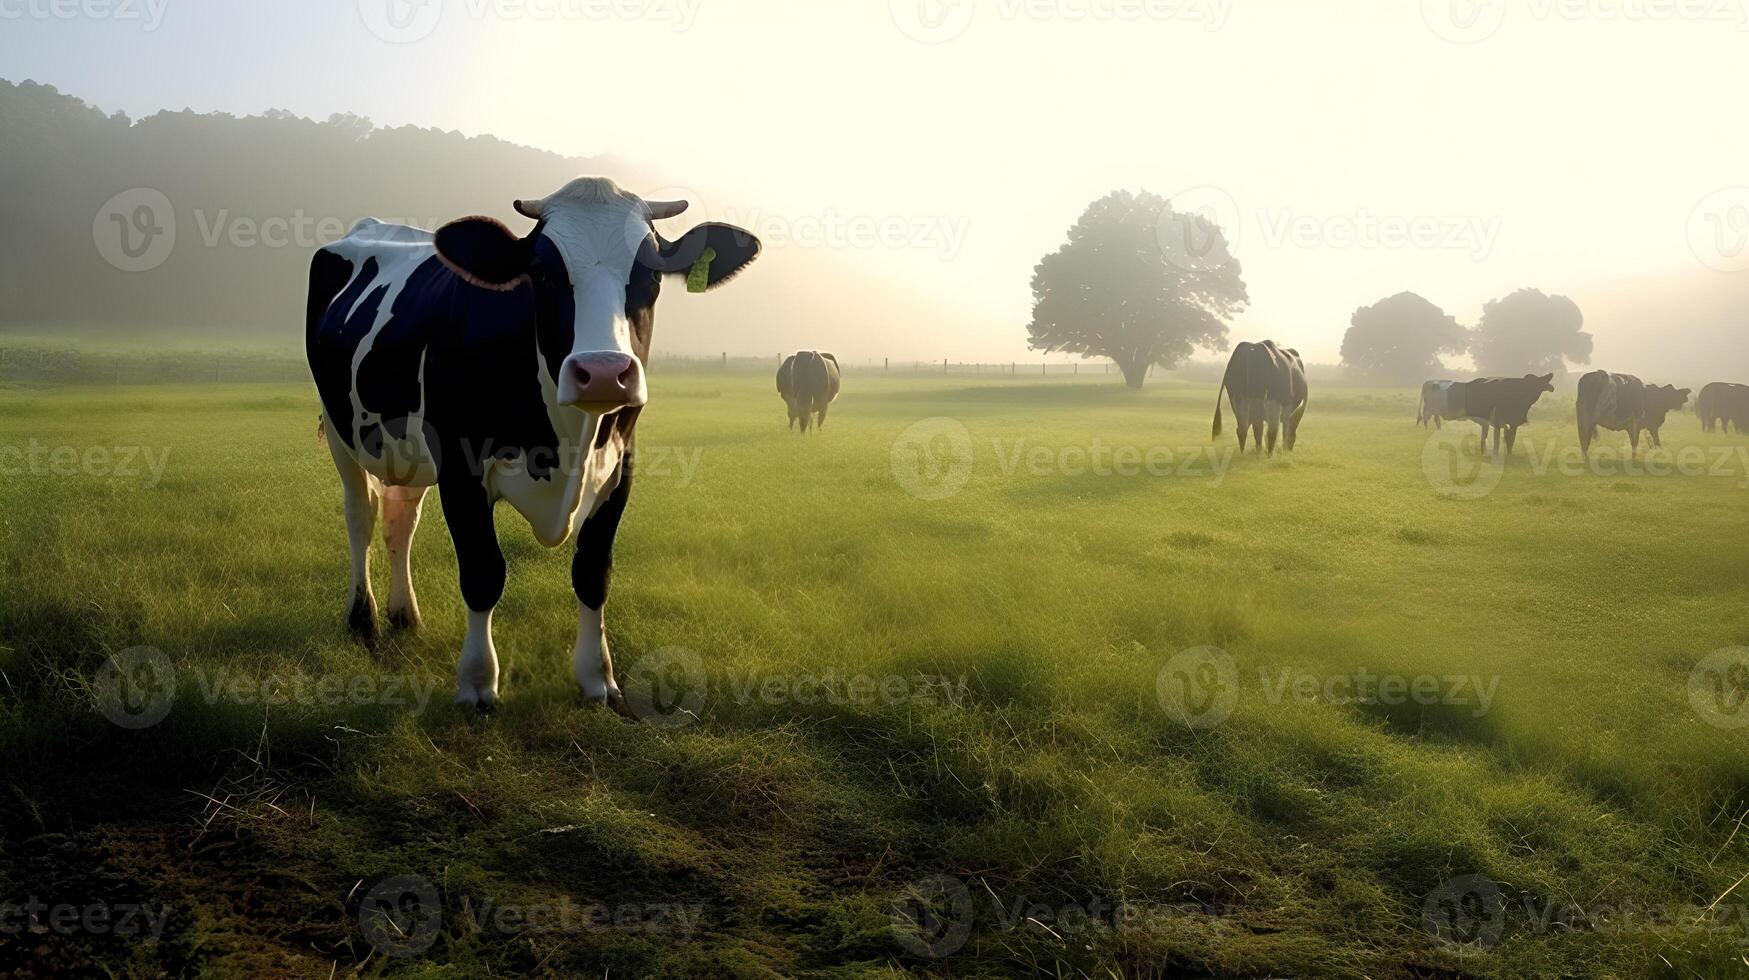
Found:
<box><xmin>0</xmin><ymin>79</ymin><xmax>635</xmax><ymax>333</ymax></box>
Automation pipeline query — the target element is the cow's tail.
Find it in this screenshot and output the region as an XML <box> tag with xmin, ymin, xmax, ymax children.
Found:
<box><xmin>1212</xmin><ymin>378</ymin><xmax>1226</xmax><ymax>439</ymax></box>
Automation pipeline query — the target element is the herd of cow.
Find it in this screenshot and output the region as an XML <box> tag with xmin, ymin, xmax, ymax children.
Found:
<box><xmin>303</xmin><ymin>179</ymin><xmax>1749</xmax><ymax>712</ymax></box>
<box><xmin>1418</xmin><ymin>375</ymin><xmax>1749</xmax><ymax>458</ymax></box>
<box><xmin>1205</xmin><ymin>340</ymin><xmax>1749</xmax><ymax>461</ymax></box>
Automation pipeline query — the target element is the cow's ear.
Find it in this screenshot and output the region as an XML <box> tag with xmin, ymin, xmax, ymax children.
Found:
<box><xmin>435</xmin><ymin>216</ymin><xmax>532</xmax><ymax>291</ymax></box>
<box><xmin>653</xmin><ymin>223</ymin><xmax>761</xmax><ymax>292</ymax></box>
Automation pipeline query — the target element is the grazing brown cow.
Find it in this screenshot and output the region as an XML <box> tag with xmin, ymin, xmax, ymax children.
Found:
<box><xmin>1698</xmin><ymin>382</ymin><xmax>1749</xmax><ymax>433</ymax></box>
<box><xmin>1640</xmin><ymin>384</ymin><xmax>1691</xmax><ymax>448</ymax></box>
<box><xmin>1446</xmin><ymin>374</ymin><xmax>1556</xmax><ymax>457</ymax></box>
<box><xmin>1212</xmin><ymin>340</ymin><xmax>1308</xmax><ymax>455</ymax></box>
<box><xmin>1577</xmin><ymin>372</ymin><xmax>1692</xmax><ymax>457</ymax></box>
<box><xmin>776</xmin><ymin>351</ymin><xmax>841</xmax><ymax>433</ymax></box>
<box><xmin>1576</xmin><ymin>371</ymin><xmax>1648</xmax><ymax>459</ymax></box>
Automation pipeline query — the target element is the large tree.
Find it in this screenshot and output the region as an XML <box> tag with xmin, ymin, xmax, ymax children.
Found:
<box><xmin>1340</xmin><ymin>291</ymin><xmax>1469</xmax><ymax>384</ymax></box>
<box><xmin>1026</xmin><ymin>189</ymin><xmax>1248</xmax><ymax>389</ymax></box>
<box><xmin>1471</xmin><ymin>288</ymin><xmax>1591</xmax><ymax>377</ymax></box>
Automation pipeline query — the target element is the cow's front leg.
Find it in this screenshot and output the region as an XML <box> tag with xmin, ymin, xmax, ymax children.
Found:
<box><xmin>440</xmin><ymin>477</ymin><xmax>505</xmax><ymax>712</ymax></box>
<box><xmin>573</xmin><ymin>458</ymin><xmax>633</xmax><ymax>715</ymax></box>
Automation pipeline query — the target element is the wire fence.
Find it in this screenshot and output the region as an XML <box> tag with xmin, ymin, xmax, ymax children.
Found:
<box><xmin>0</xmin><ymin>344</ymin><xmax>1140</xmax><ymax>387</ymax></box>
<box><xmin>654</xmin><ymin>353</ymin><xmax>1128</xmax><ymax>379</ymax></box>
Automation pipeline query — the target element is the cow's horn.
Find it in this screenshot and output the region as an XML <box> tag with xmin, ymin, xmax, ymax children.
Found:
<box><xmin>645</xmin><ymin>199</ymin><xmax>688</xmax><ymax>220</ymax></box>
<box><xmin>513</xmin><ymin>198</ymin><xmax>545</xmax><ymax>220</ymax></box>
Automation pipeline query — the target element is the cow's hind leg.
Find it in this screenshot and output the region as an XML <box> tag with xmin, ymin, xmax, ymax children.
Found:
<box><xmin>439</xmin><ymin>476</ymin><xmax>505</xmax><ymax>712</ymax></box>
<box><xmin>382</xmin><ymin>485</ymin><xmax>427</xmax><ymax>630</ymax></box>
<box><xmin>325</xmin><ymin>422</ymin><xmax>380</xmax><ymax>647</ymax></box>
<box><xmin>573</xmin><ymin>457</ymin><xmax>633</xmax><ymax>716</ymax></box>
<box><xmin>1242</xmin><ymin>398</ymin><xmax>1265</xmax><ymax>454</ymax></box>
<box><xmin>1264</xmin><ymin>401</ymin><xmax>1283</xmax><ymax>456</ymax></box>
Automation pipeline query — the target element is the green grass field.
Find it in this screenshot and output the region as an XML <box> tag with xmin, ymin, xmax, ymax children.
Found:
<box><xmin>4</xmin><ymin>367</ymin><xmax>1749</xmax><ymax>978</ymax></box>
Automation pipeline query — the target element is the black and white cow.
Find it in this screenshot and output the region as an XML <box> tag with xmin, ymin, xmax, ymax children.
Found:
<box><xmin>306</xmin><ymin>177</ymin><xmax>760</xmax><ymax>712</ymax></box>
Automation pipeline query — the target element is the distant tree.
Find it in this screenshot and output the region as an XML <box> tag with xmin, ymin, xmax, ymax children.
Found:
<box><xmin>1472</xmin><ymin>288</ymin><xmax>1591</xmax><ymax>377</ymax></box>
<box><xmin>1026</xmin><ymin>189</ymin><xmax>1247</xmax><ymax>389</ymax></box>
<box><xmin>1340</xmin><ymin>291</ymin><xmax>1469</xmax><ymax>384</ymax></box>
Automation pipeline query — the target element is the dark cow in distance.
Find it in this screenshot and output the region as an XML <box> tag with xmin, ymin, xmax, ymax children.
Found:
<box><xmin>307</xmin><ymin>177</ymin><xmax>760</xmax><ymax>712</ymax></box>
<box><xmin>776</xmin><ymin>351</ymin><xmax>841</xmax><ymax>432</ymax></box>
<box><xmin>1212</xmin><ymin>340</ymin><xmax>1307</xmax><ymax>455</ymax></box>
<box><xmin>1444</xmin><ymin>374</ymin><xmax>1555</xmax><ymax>457</ymax></box>
<box><xmin>1698</xmin><ymin>382</ymin><xmax>1749</xmax><ymax>433</ymax></box>
<box><xmin>1576</xmin><ymin>371</ymin><xmax>1692</xmax><ymax>457</ymax></box>
<box><xmin>1576</xmin><ymin>371</ymin><xmax>1648</xmax><ymax>459</ymax></box>
<box><xmin>1639</xmin><ymin>384</ymin><xmax>1691</xmax><ymax>448</ymax></box>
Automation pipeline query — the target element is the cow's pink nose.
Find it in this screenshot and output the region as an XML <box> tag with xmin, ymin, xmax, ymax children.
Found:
<box><xmin>558</xmin><ymin>352</ymin><xmax>646</xmax><ymax>409</ymax></box>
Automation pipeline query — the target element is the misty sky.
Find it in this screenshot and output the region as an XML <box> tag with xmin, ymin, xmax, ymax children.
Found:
<box><xmin>5</xmin><ymin>0</ymin><xmax>1748</xmax><ymax>371</ymax></box>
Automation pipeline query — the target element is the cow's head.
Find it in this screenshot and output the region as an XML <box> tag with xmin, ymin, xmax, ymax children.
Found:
<box><xmin>1657</xmin><ymin>385</ymin><xmax>1693</xmax><ymax>411</ymax></box>
<box><xmin>1525</xmin><ymin>373</ymin><xmax>1556</xmax><ymax>394</ymax></box>
<box><xmin>433</xmin><ymin>177</ymin><xmax>760</xmax><ymax>414</ymax></box>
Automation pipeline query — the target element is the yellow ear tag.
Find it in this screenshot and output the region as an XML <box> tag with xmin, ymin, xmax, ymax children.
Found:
<box><xmin>686</xmin><ymin>247</ymin><xmax>717</xmax><ymax>293</ymax></box>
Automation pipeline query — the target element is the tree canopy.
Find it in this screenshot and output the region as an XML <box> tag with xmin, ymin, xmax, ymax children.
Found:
<box><xmin>1471</xmin><ymin>288</ymin><xmax>1591</xmax><ymax>377</ymax></box>
<box><xmin>1026</xmin><ymin>189</ymin><xmax>1248</xmax><ymax>389</ymax></box>
<box><xmin>1340</xmin><ymin>291</ymin><xmax>1469</xmax><ymax>384</ymax></box>
<box><xmin>0</xmin><ymin>78</ymin><xmax>622</xmax><ymax>331</ymax></box>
